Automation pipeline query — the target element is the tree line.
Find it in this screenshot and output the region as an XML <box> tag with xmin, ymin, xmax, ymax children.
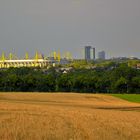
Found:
<box><xmin>0</xmin><ymin>64</ymin><xmax>139</xmax><ymax>93</ymax></box>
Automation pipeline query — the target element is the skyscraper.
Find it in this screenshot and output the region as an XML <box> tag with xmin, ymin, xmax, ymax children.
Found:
<box><xmin>85</xmin><ymin>46</ymin><xmax>95</xmax><ymax>60</ymax></box>
<box><xmin>85</xmin><ymin>46</ymin><xmax>91</xmax><ymax>60</ymax></box>
<box><xmin>98</xmin><ymin>51</ymin><xmax>105</xmax><ymax>60</ymax></box>
<box><xmin>93</xmin><ymin>48</ymin><xmax>95</xmax><ymax>60</ymax></box>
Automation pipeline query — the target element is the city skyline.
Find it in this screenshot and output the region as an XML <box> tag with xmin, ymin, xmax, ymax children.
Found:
<box><xmin>0</xmin><ymin>46</ymin><xmax>139</xmax><ymax>60</ymax></box>
<box><xmin>0</xmin><ymin>0</ymin><xmax>140</xmax><ymax>59</ymax></box>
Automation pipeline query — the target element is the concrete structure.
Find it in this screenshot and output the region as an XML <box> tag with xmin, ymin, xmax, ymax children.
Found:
<box><xmin>93</xmin><ymin>48</ymin><xmax>95</xmax><ymax>60</ymax></box>
<box><xmin>85</xmin><ymin>46</ymin><xmax>91</xmax><ymax>60</ymax></box>
<box><xmin>85</xmin><ymin>46</ymin><xmax>95</xmax><ymax>60</ymax></box>
<box><xmin>0</xmin><ymin>51</ymin><xmax>71</xmax><ymax>68</ymax></box>
<box><xmin>98</xmin><ymin>51</ymin><xmax>105</xmax><ymax>60</ymax></box>
<box><xmin>0</xmin><ymin>59</ymin><xmax>58</xmax><ymax>68</ymax></box>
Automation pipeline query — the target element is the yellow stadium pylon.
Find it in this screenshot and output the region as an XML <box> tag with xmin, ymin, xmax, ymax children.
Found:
<box><xmin>2</xmin><ymin>52</ymin><xmax>5</xmax><ymax>61</ymax></box>
<box><xmin>25</xmin><ymin>52</ymin><xmax>29</xmax><ymax>59</ymax></box>
<box><xmin>35</xmin><ymin>51</ymin><xmax>38</xmax><ymax>61</ymax></box>
<box><xmin>57</xmin><ymin>51</ymin><xmax>61</xmax><ymax>62</ymax></box>
<box><xmin>9</xmin><ymin>53</ymin><xmax>12</xmax><ymax>60</ymax></box>
<box><xmin>53</xmin><ymin>51</ymin><xmax>57</xmax><ymax>60</ymax></box>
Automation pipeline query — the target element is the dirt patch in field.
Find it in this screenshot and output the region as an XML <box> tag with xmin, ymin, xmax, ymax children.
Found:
<box><xmin>0</xmin><ymin>93</ymin><xmax>140</xmax><ymax>140</ymax></box>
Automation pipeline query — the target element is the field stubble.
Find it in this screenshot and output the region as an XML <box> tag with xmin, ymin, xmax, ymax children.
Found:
<box><xmin>0</xmin><ymin>93</ymin><xmax>140</xmax><ymax>140</ymax></box>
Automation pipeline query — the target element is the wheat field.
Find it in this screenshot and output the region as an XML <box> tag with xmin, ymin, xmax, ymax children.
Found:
<box><xmin>0</xmin><ymin>93</ymin><xmax>140</xmax><ymax>140</ymax></box>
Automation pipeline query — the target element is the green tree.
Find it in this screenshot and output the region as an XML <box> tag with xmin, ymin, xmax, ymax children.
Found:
<box><xmin>113</xmin><ymin>77</ymin><xmax>127</xmax><ymax>93</ymax></box>
<box><xmin>131</xmin><ymin>77</ymin><xmax>140</xmax><ymax>93</ymax></box>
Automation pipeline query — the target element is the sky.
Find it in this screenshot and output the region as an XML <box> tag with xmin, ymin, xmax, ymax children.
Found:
<box><xmin>0</xmin><ymin>0</ymin><xmax>140</xmax><ymax>59</ymax></box>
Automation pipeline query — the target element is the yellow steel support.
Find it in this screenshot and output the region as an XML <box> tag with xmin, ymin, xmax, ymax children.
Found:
<box><xmin>9</xmin><ymin>53</ymin><xmax>12</xmax><ymax>60</ymax></box>
<box><xmin>25</xmin><ymin>52</ymin><xmax>29</xmax><ymax>59</ymax></box>
<box><xmin>57</xmin><ymin>51</ymin><xmax>61</xmax><ymax>62</ymax></box>
<box><xmin>35</xmin><ymin>52</ymin><xmax>39</xmax><ymax>61</ymax></box>
<box><xmin>2</xmin><ymin>52</ymin><xmax>5</xmax><ymax>61</ymax></box>
<box><xmin>53</xmin><ymin>51</ymin><xmax>57</xmax><ymax>60</ymax></box>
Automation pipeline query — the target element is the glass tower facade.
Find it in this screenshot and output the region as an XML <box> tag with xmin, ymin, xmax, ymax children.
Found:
<box><xmin>98</xmin><ymin>51</ymin><xmax>105</xmax><ymax>60</ymax></box>
<box><xmin>85</xmin><ymin>46</ymin><xmax>95</xmax><ymax>60</ymax></box>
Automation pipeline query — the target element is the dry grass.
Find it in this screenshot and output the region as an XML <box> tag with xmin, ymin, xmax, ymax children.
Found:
<box><xmin>0</xmin><ymin>93</ymin><xmax>140</xmax><ymax>140</ymax></box>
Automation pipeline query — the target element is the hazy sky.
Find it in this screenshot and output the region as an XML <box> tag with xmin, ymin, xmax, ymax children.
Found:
<box><xmin>0</xmin><ymin>0</ymin><xmax>140</xmax><ymax>58</ymax></box>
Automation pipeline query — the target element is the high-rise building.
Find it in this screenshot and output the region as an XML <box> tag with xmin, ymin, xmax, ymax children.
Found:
<box><xmin>93</xmin><ymin>48</ymin><xmax>95</xmax><ymax>60</ymax></box>
<box><xmin>85</xmin><ymin>46</ymin><xmax>96</xmax><ymax>60</ymax></box>
<box><xmin>98</xmin><ymin>51</ymin><xmax>105</xmax><ymax>60</ymax></box>
<box><xmin>85</xmin><ymin>46</ymin><xmax>91</xmax><ymax>60</ymax></box>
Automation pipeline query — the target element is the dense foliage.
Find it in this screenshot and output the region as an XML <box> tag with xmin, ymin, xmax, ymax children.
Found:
<box><xmin>0</xmin><ymin>64</ymin><xmax>140</xmax><ymax>93</ymax></box>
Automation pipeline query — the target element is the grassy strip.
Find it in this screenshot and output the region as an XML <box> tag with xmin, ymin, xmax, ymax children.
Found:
<box><xmin>112</xmin><ymin>94</ymin><xmax>140</xmax><ymax>103</ymax></box>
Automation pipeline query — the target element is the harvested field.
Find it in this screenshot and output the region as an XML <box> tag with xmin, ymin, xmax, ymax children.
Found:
<box><xmin>0</xmin><ymin>93</ymin><xmax>140</xmax><ymax>140</ymax></box>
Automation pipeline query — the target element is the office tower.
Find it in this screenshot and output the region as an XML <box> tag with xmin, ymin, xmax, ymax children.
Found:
<box><xmin>98</xmin><ymin>51</ymin><xmax>105</xmax><ymax>60</ymax></box>
<box><xmin>85</xmin><ymin>46</ymin><xmax>96</xmax><ymax>60</ymax></box>
<box><xmin>85</xmin><ymin>46</ymin><xmax>92</xmax><ymax>60</ymax></box>
<box><xmin>93</xmin><ymin>48</ymin><xmax>95</xmax><ymax>60</ymax></box>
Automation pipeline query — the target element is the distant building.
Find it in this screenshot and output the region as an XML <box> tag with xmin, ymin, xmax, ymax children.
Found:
<box><xmin>85</xmin><ymin>46</ymin><xmax>95</xmax><ymax>60</ymax></box>
<box><xmin>93</xmin><ymin>48</ymin><xmax>95</xmax><ymax>60</ymax></box>
<box><xmin>85</xmin><ymin>46</ymin><xmax>91</xmax><ymax>60</ymax></box>
<box><xmin>98</xmin><ymin>51</ymin><xmax>105</xmax><ymax>60</ymax></box>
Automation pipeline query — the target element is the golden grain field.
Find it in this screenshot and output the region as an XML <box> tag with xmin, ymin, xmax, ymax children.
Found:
<box><xmin>0</xmin><ymin>93</ymin><xmax>140</xmax><ymax>140</ymax></box>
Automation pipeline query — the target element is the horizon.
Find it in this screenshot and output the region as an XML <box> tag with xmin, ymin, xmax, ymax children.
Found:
<box><xmin>0</xmin><ymin>50</ymin><xmax>139</xmax><ymax>60</ymax></box>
